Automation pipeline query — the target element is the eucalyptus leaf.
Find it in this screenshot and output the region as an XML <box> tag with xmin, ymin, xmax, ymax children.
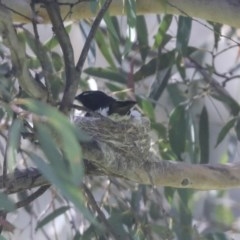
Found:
<box><xmin>85</xmin><ymin>67</ymin><xmax>126</xmax><ymax>83</ymax></box>
<box><xmin>6</xmin><ymin>119</ymin><xmax>23</xmax><ymax>171</ymax></box>
<box><xmin>154</xmin><ymin>14</ymin><xmax>172</xmax><ymax>48</ymax></box>
<box><xmin>199</xmin><ymin>106</ymin><xmax>209</xmax><ymax>163</ymax></box>
<box><xmin>235</xmin><ymin>118</ymin><xmax>240</xmax><ymax>141</ymax></box>
<box><xmin>216</xmin><ymin>118</ymin><xmax>236</xmax><ymax>147</ymax></box>
<box><xmin>136</xmin><ymin>16</ymin><xmax>149</xmax><ymax>62</ymax></box>
<box><xmin>36</xmin><ymin>206</ymin><xmax>70</xmax><ymax>230</ymax></box>
<box><xmin>125</xmin><ymin>0</ymin><xmax>136</xmax><ymax>28</ymax></box>
<box><xmin>0</xmin><ymin>192</ymin><xmax>15</xmax><ymax>211</ymax></box>
<box><xmin>133</xmin><ymin>50</ymin><xmax>175</xmax><ymax>82</ymax></box>
<box><xmin>176</xmin><ymin>16</ymin><xmax>192</xmax><ymax>56</ymax></box>
<box><xmin>18</xmin><ymin>99</ymin><xmax>84</xmax><ymax>184</ymax></box>
<box><xmin>149</xmin><ymin>67</ymin><xmax>172</xmax><ymax>101</ymax></box>
<box><xmin>28</xmin><ymin>151</ymin><xmax>95</xmax><ymax>225</ymax></box>
<box><xmin>168</xmin><ymin>104</ymin><xmax>187</xmax><ymax>159</ymax></box>
<box><xmin>44</xmin><ymin>25</ymin><xmax>72</xmax><ymax>50</ymax></box>
<box><xmin>108</xmin><ymin>17</ymin><xmax>122</xmax><ymax>64</ymax></box>
<box><xmin>141</xmin><ymin>99</ymin><xmax>155</xmax><ymax>120</ymax></box>
<box><xmin>95</xmin><ymin>29</ymin><xmax>116</xmax><ymax>68</ymax></box>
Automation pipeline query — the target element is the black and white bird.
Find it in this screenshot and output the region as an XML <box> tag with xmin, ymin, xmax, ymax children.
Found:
<box><xmin>75</xmin><ymin>90</ymin><xmax>136</xmax><ymax>116</ymax></box>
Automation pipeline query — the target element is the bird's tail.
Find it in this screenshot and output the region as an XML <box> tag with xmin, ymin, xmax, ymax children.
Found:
<box><xmin>109</xmin><ymin>100</ymin><xmax>136</xmax><ymax>115</ymax></box>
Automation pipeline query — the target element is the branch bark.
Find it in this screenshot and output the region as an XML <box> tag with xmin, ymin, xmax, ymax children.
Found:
<box><xmin>2</xmin><ymin>0</ymin><xmax>240</xmax><ymax>28</ymax></box>
<box><xmin>2</xmin><ymin>115</ymin><xmax>240</xmax><ymax>194</ymax></box>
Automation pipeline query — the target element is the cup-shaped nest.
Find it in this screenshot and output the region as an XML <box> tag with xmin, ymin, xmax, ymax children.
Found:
<box><xmin>74</xmin><ymin>114</ymin><xmax>151</xmax><ymax>170</ymax></box>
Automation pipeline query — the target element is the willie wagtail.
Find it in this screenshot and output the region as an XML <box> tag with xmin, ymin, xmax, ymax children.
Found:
<box><xmin>75</xmin><ymin>90</ymin><xmax>136</xmax><ymax>116</ymax></box>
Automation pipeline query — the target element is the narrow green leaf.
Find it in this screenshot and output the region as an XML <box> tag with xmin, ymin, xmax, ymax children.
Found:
<box><xmin>149</xmin><ymin>67</ymin><xmax>172</xmax><ymax>101</ymax></box>
<box><xmin>51</xmin><ymin>52</ymin><xmax>63</xmax><ymax>72</ymax></box>
<box><xmin>104</xmin><ymin>14</ymin><xmax>119</xmax><ymax>41</ymax></box>
<box><xmin>28</xmin><ymin>152</ymin><xmax>96</xmax><ymax>225</ymax></box>
<box><xmin>35</xmin><ymin>123</ymin><xmax>67</xmax><ymax>178</ymax></box>
<box><xmin>18</xmin><ymin>29</ymin><xmax>38</xmax><ymax>55</ymax></box>
<box><xmin>27</xmin><ymin>151</ymin><xmax>66</xmax><ymax>188</ymax></box>
<box><xmin>0</xmin><ymin>235</ymin><xmax>8</xmax><ymax>240</ymax></box>
<box><xmin>7</xmin><ymin>119</ymin><xmax>23</xmax><ymax>171</ymax></box>
<box><xmin>176</xmin><ymin>16</ymin><xmax>192</xmax><ymax>56</ymax></box>
<box><xmin>125</xmin><ymin>0</ymin><xmax>136</xmax><ymax>28</ymax></box>
<box><xmin>167</xmin><ymin>83</ymin><xmax>186</xmax><ymax>106</ymax></box>
<box><xmin>151</xmin><ymin>122</ymin><xmax>167</xmax><ymax>139</ymax></box>
<box><xmin>0</xmin><ymin>192</ymin><xmax>15</xmax><ymax>211</ymax></box>
<box><xmin>95</xmin><ymin>29</ymin><xmax>116</xmax><ymax>68</ymax></box>
<box><xmin>36</xmin><ymin>206</ymin><xmax>70</xmax><ymax>230</ymax></box>
<box><xmin>44</xmin><ymin>25</ymin><xmax>72</xmax><ymax>50</ymax></box>
<box><xmin>235</xmin><ymin>118</ymin><xmax>240</xmax><ymax>141</ymax></box>
<box><xmin>19</xmin><ymin>99</ymin><xmax>83</xmax><ymax>184</ymax></box>
<box><xmin>136</xmin><ymin>16</ymin><xmax>149</xmax><ymax>61</ymax></box>
<box><xmin>84</xmin><ymin>67</ymin><xmax>126</xmax><ymax>83</ymax></box>
<box><xmin>141</xmin><ymin>99</ymin><xmax>155</xmax><ymax>120</ymax></box>
<box><xmin>216</xmin><ymin>118</ymin><xmax>236</xmax><ymax>147</ymax></box>
<box><xmin>211</xmin><ymin>91</ymin><xmax>240</xmax><ymax>116</ymax></box>
<box><xmin>133</xmin><ymin>50</ymin><xmax>175</xmax><ymax>82</ymax></box>
<box><xmin>79</xmin><ymin>21</ymin><xmax>96</xmax><ymax>66</ymax></box>
<box><xmin>199</xmin><ymin>106</ymin><xmax>209</xmax><ymax>163</ymax></box>
<box><xmin>108</xmin><ymin>17</ymin><xmax>122</xmax><ymax>63</ymax></box>
<box><xmin>208</xmin><ymin>21</ymin><xmax>222</xmax><ymax>49</ymax></box>
<box><xmin>154</xmin><ymin>15</ymin><xmax>172</xmax><ymax>48</ymax></box>
<box><xmin>168</xmin><ymin>104</ymin><xmax>186</xmax><ymax>159</ymax></box>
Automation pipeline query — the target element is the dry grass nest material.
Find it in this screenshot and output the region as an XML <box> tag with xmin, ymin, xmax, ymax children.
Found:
<box><xmin>74</xmin><ymin>113</ymin><xmax>152</xmax><ymax>169</ymax></box>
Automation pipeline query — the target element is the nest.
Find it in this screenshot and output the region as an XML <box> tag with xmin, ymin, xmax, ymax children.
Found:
<box><xmin>74</xmin><ymin>113</ymin><xmax>151</xmax><ymax>171</ymax></box>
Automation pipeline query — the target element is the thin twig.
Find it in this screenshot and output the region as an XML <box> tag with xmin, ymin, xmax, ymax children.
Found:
<box><xmin>0</xmin><ymin>3</ymin><xmax>33</xmax><ymax>22</ymax></box>
<box><xmin>82</xmin><ymin>183</ymin><xmax>123</xmax><ymax>240</ymax></box>
<box><xmin>75</xmin><ymin>0</ymin><xmax>113</xmax><ymax>73</ymax></box>
<box><xmin>30</xmin><ymin>2</ymin><xmax>54</xmax><ymax>103</ymax></box>
<box><xmin>44</xmin><ymin>0</ymin><xmax>78</xmax><ymax>113</ymax></box>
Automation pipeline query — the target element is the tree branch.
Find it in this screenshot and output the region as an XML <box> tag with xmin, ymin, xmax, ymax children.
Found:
<box><xmin>75</xmin><ymin>0</ymin><xmax>112</xmax><ymax>73</ymax></box>
<box><xmin>1</xmin><ymin>115</ymin><xmax>240</xmax><ymax>194</ymax></box>
<box><xmin>44</xmin><ymin>0</ymin><xmax>79</xmax><ymax>113</ymax></box>
<box><xmin>2</xmin><ymin>0</ymin><xmax>240</xmax><ymax>28</ymax></box>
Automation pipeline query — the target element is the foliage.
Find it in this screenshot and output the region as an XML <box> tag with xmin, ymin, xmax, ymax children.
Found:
<box><xmin>0</xmin><ymin>2</ymin><xmax>239</xmax><ymax>240</ymax></box>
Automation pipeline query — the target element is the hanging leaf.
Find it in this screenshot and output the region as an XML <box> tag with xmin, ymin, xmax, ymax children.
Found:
<box><xmin>104</xmin><ymin>14</ymin><xmax>119</xmax><ymax>41</ymax></box>
<box><xmin>133</xmin><ymin>50</ymin><xmax>175</xmax><ymax>82</ymax></box>
<box><xmin>95</xmin><ymin>29</ymin><xmax>116</xmax><ymax>68</ymax></box>
<box><xmin>0</xmin><ymin>192</ymin><xmax>15</xmax><ymax>211</ymax></box>
<box><xmin>107</xmin><ymin>17</ymin><xmax>122</xmax><ymax>64</ymax></box>
<box><xmin>210</xmin><ymin>90</ymin><xmax>240</xmax><ymax>116</ymax></box>
<box><xmin>125</xmin><ymin>0</ymin><xmax>137</xmax><ymax>28</ymax></box>
<box><xmin>136</xmin><ymin>16</ymin><xmax>149</xmax><ymax>62</ymax></box>
<box><xmin>17</xmin><ymin>99</ymin><xmax>85</xmax><ymax>184</ymax></box>
<box><xmin>216</xmin><ymin>118</ymin><xmax>236</xmax><ymax>147</ymax></box>
<box><xmin>44</xmin><ymin>25</ymin><xmax>72</xmax><ymax>50</ymax></box>
<box><xmin>141</xmin><ymin>99</ymin><xmax>155</xmax><ymax>120</ymax></box>
<box><xmin>176</xmin><ymin>16</ymin><xmax>192</xmax><ymax>56</ymax></box>
<box><xmin>85</xmin><ymin>67</ymin><xmax>126</xmax><ymax>83</ymax></box>
<box><xmin>235</xmin><ymin>117</ymin><xmax>240</xmax><ymax>141</ymax></box>
<box><xmin>154</xmin><ymin>14</ymin><xmax>172</xmax><ymax>48</ymax></box>
<box><xmin>167</xmin><ymin>83</ymin><xmax>186</xmax><ymax>107</ymax></box>
<box><xmin>6</xmin><ymin>119</ymin><xmax>23</xmax><ymax>171</ymax></box>
<box><xmin>168</xmin><ymin>104</ymin><xmax>187</xmax><ymax>159</ymax></box>
<box><xmin>149</xmin><ymin>67</ymin><xmax>172</xmax><ymax>101</ymax></box>
<box><xmin>208</xmin><ymin>21</ymin><xmax>222</xmax><ymax>49</ymax></box>
<box><xmin>28</xmin><ymin>152</ymin><xmax>96</xmax><ymax>225</ymax></box>
<box><xmin>36</xmin><ymin>206</ymin><xmax>70</xmax><ymax>230</ymax></box>
<box><xmin>199</xmin><ymin>106</ymin><xmax>209</xmax><ymax>163</ymax></box>
<box><xmin>79</xmin><ymin>21</ymin><xmax>96</xmax><ymax>66</ymax></box>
